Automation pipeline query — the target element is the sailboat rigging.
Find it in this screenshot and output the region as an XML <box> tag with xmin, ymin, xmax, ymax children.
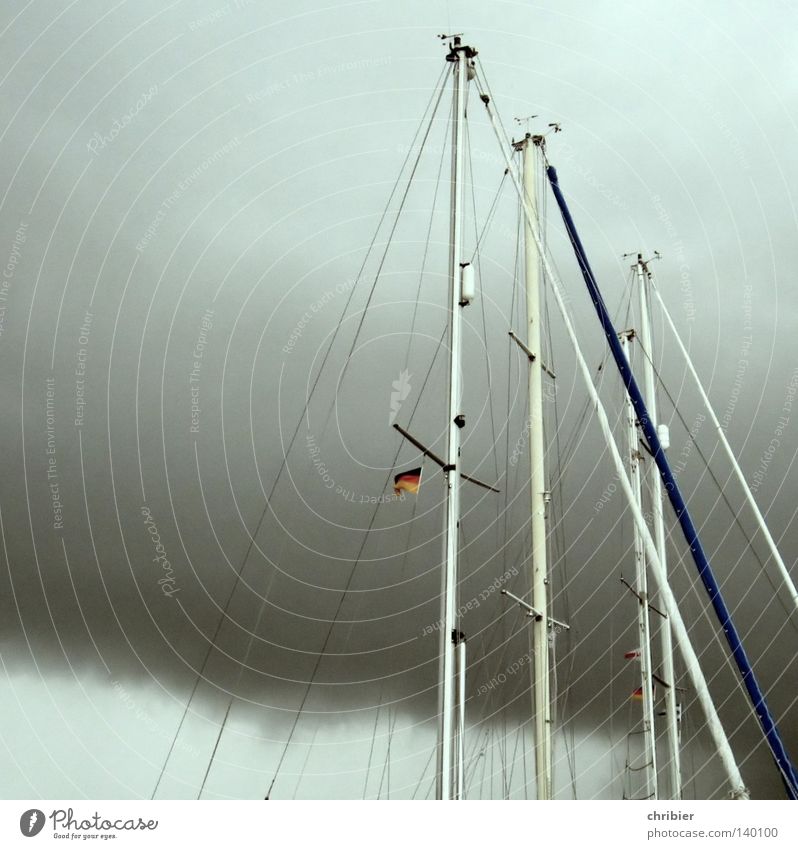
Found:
<box><xmin>544</xmin><ymin>162</ymin><xmax>798</xmax><ymax>800</ymax></box>
<box><xmin>407</xmin><ymin>35</ymin><xmax>798</xmax><ymax>800</ymax></box>
<box><xmin>150</xmin><ymin>34</ymin><xmax>798</xmax><ymax>802</ymax></box>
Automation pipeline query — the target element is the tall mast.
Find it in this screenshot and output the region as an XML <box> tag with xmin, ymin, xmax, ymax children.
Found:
<box><xmin>620</xmin><ymin>330</ymin><xmax>658</xmax><ymax>800</ymax></box>
<box><xmin>456</xmin><ymin>632</ymin><xmax>467</xmax><ymax>800</ymax></box>
<box><xmin>544</xmin><ymin>158</ymin><xmax>798</xmax><ymax>797</ymax></box>
<box><xmin>476</xmin><ymin>99</ymin><xmax>749</xmax><ymax>796</ymax></box>
<box><xmin>437</xmin><ymin>35</ymin><xmax>474</xmax><ymax>801</ymax></box>
<box><xmin>635</xmin><ymin>255</ymin><xmax>682</xmax><ymax>798</ymax></box>
<box><xmin>648</xmin><ymin>273</ymin><xmax>798</xmax><ymax>616</ymax></box>
<box><xmin>515</xmin><ymin>133</ymin><xmax>552</xmax><ymax>800</ymax></box>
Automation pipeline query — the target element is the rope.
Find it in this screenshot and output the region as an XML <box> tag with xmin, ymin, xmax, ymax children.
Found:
<box><xmin>291</xmin><ymin>721</ymin><xmax>319</xmax><ymax>799</ymax></box>
<box><xmin>411</xmin><ymin>745</ymin><xmax>436</xmax><ymax>799</ymax></box>
<box><xmin>362</xmin><ymin>690</ymin><xmax>383</xmax><ymax>799</ymax></box>
<box><xmin>403</xmin><ymin>96</ymin><xmax>451</xmax><ymax>372</ymax></box>
<box><xmin>376</xmin><ymin>706</ymin><xmax>398</xmax><ymax>799</ymax></box>
<box><xmin>265</xmin><ymin>323</ymin><xmax>448</xmax><ymax>798</ymax></box>
<box><xmin>637</xmin><ymin>340</ymin><xmax>798</xmax><ymax>633</ymax></box>
<box><xmin>150</xmin><ymin>61</ymin><xmax>452</xmax><ymax>801</ymax></box>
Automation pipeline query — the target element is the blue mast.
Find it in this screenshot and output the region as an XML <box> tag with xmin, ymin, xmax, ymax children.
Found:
<box><xmin>545</xmin><ymin>164</ymin><xmax>798</xmax><ymax>800</ymax></box>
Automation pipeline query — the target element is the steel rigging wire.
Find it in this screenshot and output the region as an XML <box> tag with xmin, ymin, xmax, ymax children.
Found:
<box><xmin>152</xmin><ymin>60</ymin><xmax>451</xmax><ymax>800</ymax></box>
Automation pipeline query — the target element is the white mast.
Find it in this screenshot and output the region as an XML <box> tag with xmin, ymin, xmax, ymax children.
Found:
<box><xmin>635</xmin><ymin>255</ymin><xmax>682</xmax><ymax>798</ymax></box>
<box><xmin>516</xmin><ymin>133</ymin><xmax>552</xmax><ymax>800</ymax></box>
<box><xmin>456</xmin><ymin>632</ymin><xmax>467</xmax><ymax>800</ymax></box>
<box><xmin>438</xmin><ymin>35</ymin><xmax>473</xmax><ymax>801</ymax></box>
<box><xmin>478</xmin><ymin>96</ymin><xmax>749</xmax><ymax>797</ymax></box>
<box><xmin>649</xmin><ymin>274</ymin><xmax>798</xmax><ymax>615</ymax></box>
<box><xmin>620</xmin><ymin>330</ymin><xmax>659</xmax><ymax>800</ymax></box>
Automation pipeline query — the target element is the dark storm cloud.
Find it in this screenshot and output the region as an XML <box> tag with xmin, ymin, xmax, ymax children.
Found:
<box><xmin>0</xmin><ymin>0</ymin><xmax>797</xmax><ymax>799</ymax></box>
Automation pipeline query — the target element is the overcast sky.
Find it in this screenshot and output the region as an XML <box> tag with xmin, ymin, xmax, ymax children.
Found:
<box><xmin>1</xmin><ymin>0</ymin><xmax>797</xmax><ymax>801</ymax></box>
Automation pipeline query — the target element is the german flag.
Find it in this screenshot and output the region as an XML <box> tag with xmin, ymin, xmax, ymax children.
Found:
<box><xmin>394</xmin><ymin>467</ymin><xmax>422</xmax><ymax>495</ymax></box>
<box><xmin>631</xmin><ymin>684</ymin><xmax>656</xmax><ymax>701</ymax></box>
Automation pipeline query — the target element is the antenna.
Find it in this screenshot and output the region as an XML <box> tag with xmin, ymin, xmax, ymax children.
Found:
<box><xmin>622</xmin><ymin>251</ymin><xmax>662</xmax><ymax>272</ymax></box>
<box><xmin>514</xmin><ymin>114</ymin><xmax>539</xmax><ymax>129</ymax></box>
<box><xmin>513</xmin><ymin>116</ymin><xmax>561</xmax><ymax>142</ymax></box>
<box><xmin>500</xmin><ymin>589</ymin><xmax>570</xmax><ymax>631</ymax></box>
